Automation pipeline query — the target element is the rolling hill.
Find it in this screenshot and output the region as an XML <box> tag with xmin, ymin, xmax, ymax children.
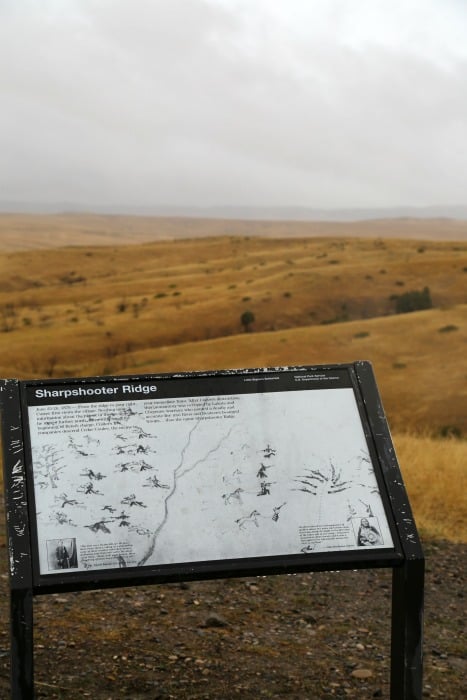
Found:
<box><xmin>0</xmin><ymin>216</ymin><xmax>465</xmax><ymax>540</ymax></box>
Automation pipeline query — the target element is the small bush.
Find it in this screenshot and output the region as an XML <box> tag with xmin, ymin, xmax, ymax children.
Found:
<box><xmin>394</xmin><ymin>287</ymin><xmax>433</xmax><ymax>314</ymax></box>
<box><xmin>438</xmin><ymin>325</ymin><xmax>459</xmax><ymax>333</ymax></box>
<box><xmin>241</xmin><ymin>310</ymin><xmax>255</xmax><ymax>332</ymax></box>
<box><xmin>439</xmin><ymin>425</ymin><xmax>462</xmax><ymax>439</ymax></box>
<box><xmin>60</xmin><ymin>273</ymin><xmax>86</xmax><ymax>285</ymax></box>
<box><xmin>354</xmin><ymin>331</ymin><xmax>370</xmax><ymax>338</ymax></box>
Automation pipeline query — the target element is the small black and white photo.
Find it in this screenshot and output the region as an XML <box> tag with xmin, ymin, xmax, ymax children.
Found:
<box><xmin>46</xmin><ymin>538</ymin><xmax>78</xmax><ymax>570</ymax></box>
<box><xmin>353</xmin><ymin>517</ymin><xmax>384</xmax><ymax>547</ymax></box>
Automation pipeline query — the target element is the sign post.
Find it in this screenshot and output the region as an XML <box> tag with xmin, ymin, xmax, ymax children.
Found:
<box><xmin>1</xmin><ymin>379</ymin><xmax>34</xmax><ymax>699</ymax></box>
<box><xmin>1</xmin><ymin>362</ymin><xmax>424</xmax><ymax>699</ymax></box>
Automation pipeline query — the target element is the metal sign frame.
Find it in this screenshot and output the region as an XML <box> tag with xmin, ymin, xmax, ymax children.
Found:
<box><xmin>1</xmin><ymin>362</ymin><xmax>424</xmax><ymax>699</ymax></box>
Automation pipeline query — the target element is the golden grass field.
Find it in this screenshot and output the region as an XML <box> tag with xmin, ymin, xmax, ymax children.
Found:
<box><xmin>0</xmin><ymin>214</ymin><xmax>466</xmax><ymax>542</ymax></box>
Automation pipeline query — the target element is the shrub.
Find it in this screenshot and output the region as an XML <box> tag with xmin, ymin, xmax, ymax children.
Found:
<box><xmin>0</xmin><ymin>303</ymin><xmax>17</xmax><ymax>332</ymax></box>
<box><xmin>438</xmin><ymin>325</ymin><xmax>459</xmax><ymax>333</ymax></box>
<box><xmin>439</xmin><ymin>425</ymin><xmax>462</xmax><ymax>439</ymax></box>
<box><xmin>394</xmin><ymin>287</ymin><xmax>433</xmax><ymax>314</ymax></box>
<box><xmin>59</xmin><ymin>273</ymin><xmax>86</xmax><ymax>285</ymax></box>
<box><xmin>241</xmin><ymin>310</ymin><xmax>255</xmax><ymax>332</ymax></box>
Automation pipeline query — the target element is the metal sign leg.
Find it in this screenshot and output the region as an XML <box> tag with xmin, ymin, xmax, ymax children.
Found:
<box><xmin>390</xmin><ymin>558</ymin><xmax>424</xmax><ymax>700</ymax></box>
<box><xmin>10</xmin><ymin>588</ymin><xmax>34</xmax><ymax>700</ymax></box>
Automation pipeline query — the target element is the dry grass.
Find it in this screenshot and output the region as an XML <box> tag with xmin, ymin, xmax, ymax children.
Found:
<box><xmin>113</xmin><ymin>305</ymin><xmax>467</xmax><ymax>437</ymax></box>
<box><xmin>0</xmin><ymin>215</ymin><xmax>466</xmax><ymax>542</ymax></box>
<box><xmin>393</xmin><ymin>433</ymin><xmax>467</xmax><ymax>542</ymax></box>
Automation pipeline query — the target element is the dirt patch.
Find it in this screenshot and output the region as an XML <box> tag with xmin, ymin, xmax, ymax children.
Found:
<box><xmin>0</xmin><ymin>540</ymin><xmax>464</xmax><ymax>699</ymax></box>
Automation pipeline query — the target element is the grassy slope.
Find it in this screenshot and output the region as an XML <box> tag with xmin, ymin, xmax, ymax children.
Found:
<box><xmin>0</xmin><ymin>220</ymin><xmax>466</xmax><ymax>541</ymax></box>
<box><xmin>116</xmin><ymin>305</ymin><xmax>467</xmax><ymax>435</ymax></box>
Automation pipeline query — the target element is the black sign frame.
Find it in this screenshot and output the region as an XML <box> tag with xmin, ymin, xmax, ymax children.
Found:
<box><xmin>1</xmin><ymin>362</ymin><xmax>424</xmax><ymax>699</ymax></box>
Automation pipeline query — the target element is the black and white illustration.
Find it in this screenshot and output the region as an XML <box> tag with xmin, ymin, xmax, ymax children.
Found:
<box><xmin>28</xmin><ymin>384</ymin><xmax>394</xmax><ymax>575</ymax></box>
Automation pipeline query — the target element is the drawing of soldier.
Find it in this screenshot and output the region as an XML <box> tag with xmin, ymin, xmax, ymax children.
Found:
<box><xmin>116</xmin><ymin>511</ymin><xmax>130</xmax><ymax>527</ymax></box>
<box><xmin>80</xmin><ymin>469</ymin><xmax>97</xmax><ymax>479</ymax></box>
<box><xmin>144</xmin><ymin>475</ymin><xmax>169</xmax><ymax>489</ymax></box>
<box><xmin>262</xmin><ymin>444</ymin><xmax>276</xmax><ymax>459</ymax></box>
<box><xmin>86</xmin><ymin>520</ymin><xmax>111</xmax><ymax>534</ymax></box>
<box><xmin>122</xmin><ymin>493</ymin><xmax>147</xmax><ymax>508</ymax></box>
<box><xmin>116</xmin><ymin>462</ymin><xmax>131</xmax><ymax>472</ymax></box>
<box><xmin>58</xmin><ymin>493</ymin><xmax>80</xmax><ymax>508</ymax></box>
<box><xmin>272</xmin><ymin>503</ymin><xmax>286</xmax><ymax>521</ymax></box>
<box><xmin>134</xmin><ymin>428</ymin><xmax>156</xmax><ymax>439</ymax></box>
<box><xmin>257</xmin><ymin>463</ymin><xmax>269</xmax><ymax>479</ymax></box>
<box><xmin>257</xmin><ymin>481</ymin><xmax>271</xmax><ymax>496</ymax></box>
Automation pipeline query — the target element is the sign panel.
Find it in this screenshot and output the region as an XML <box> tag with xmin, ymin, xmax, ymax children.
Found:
<box><xmin>21</xmin><ymin>367</ymin><xmax>394</xmax><ymax>578</ymax></box>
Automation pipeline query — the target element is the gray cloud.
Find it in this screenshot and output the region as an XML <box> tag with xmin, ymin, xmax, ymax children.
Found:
<box><xmin>1</xmin><ymin>0</ymin><xmax>466</xmax><ymax>210</ymax></box>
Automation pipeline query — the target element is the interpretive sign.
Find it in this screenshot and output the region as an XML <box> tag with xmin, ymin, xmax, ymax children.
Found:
<box><xmin>26</xmin><ymin>368</ymin><xmax>395</xmax><ymax>577</ymax></box>
<box><xmin>1</xmin><ymin>363</ymin><xmax>424</xmax><ymax>699</ymax></box>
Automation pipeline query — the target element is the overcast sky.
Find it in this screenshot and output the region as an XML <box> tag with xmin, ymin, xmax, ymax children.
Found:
<box><xmin>1</xmin><ymin>0</ymin><xmax>466</xmax><ymax>211</ymax></box>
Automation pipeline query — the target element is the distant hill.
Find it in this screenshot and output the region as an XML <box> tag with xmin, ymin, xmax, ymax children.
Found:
<box><xmin>1</xmin><ymin>201</ymin><xmax>467</xmax><ymax>221</ymax></box>
<box><xmin>0</xmin><ymin>213</ymin><xmax>466</xmax><ymax>252</ymax></box>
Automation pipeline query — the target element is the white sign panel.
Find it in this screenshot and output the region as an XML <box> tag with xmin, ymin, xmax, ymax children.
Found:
<box><xmin>26</xmin><ymin>375</ymin><xmax>394</xmax><ymax>575</ymax></box>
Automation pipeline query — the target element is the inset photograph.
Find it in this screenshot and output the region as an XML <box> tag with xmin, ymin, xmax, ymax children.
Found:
<box><xmin>46</xmin><ymin>538</ymin><xmax>78</xmax><ymax>570</ymax></box>
<box><xmin>353</xmin><ymin>517</ymin><xmax>384</xmax><ymax>547</ymax></box>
